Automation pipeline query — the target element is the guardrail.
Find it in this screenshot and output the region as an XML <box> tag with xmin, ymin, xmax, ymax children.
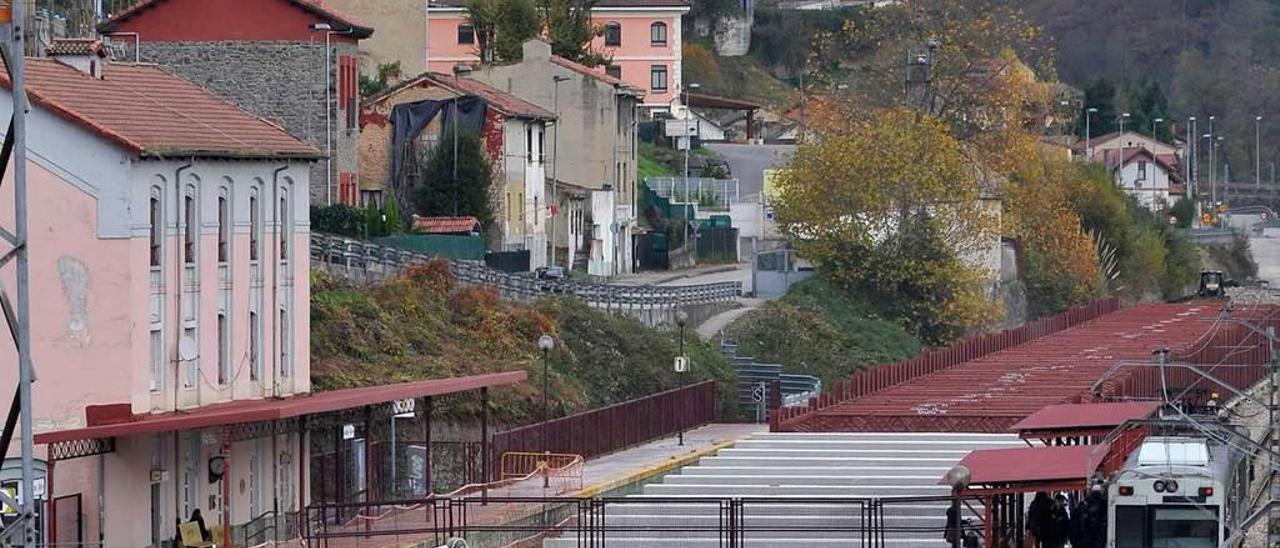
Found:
<box><xmin>645</xmin><ymin>176</ymin><xmax>742</xmax><ymax>210</ymax></box>
<box><xmin>310</xmin><ymin>233</ymin><xmax>742</xmax><ymax>326</ymax></box>
<box><xmin>490</xmin><ymin>380</ymin><xmax>716</xmax><ymax>475</ymax></box>
<box><xmin>773</xmin><ymin>297</ymin><xmax>1122</xmax><ymax>431</ymax></box>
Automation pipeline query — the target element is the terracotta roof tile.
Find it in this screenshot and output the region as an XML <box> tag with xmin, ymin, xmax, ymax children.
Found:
<box><xmin>1</xmin><ymin>58</ymin><xmax>322</xmax><ymax>159</ymax></box>
<box><xmin>46</xmin><ymin>38</ymin><xmax>107</xmax><ymax>57</ymax></box>
<box><xmin>432</xmin><ymin>0</ymin><xmax>687</xmax><ymax>7</ymax></box>
<box><xmin>411</xmin><ymin>216</ymin><xmax>482</xmax><ymax>234</ymax></box>
<box><xmin>368</xmin><ymin>73</ymin><xmax>555</xmax><ymax>120</ymax></box>
<box><xmin>549</xmin><ymin>56</ymin><xmax>645</xmax><ymax>96</ymax></box>
<box><xmin>99</xmin><ymin>0</ymin><xmax>374</xmax><ymax>38</ymax></box>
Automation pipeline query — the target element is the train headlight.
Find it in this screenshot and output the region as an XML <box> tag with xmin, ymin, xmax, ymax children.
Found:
<box><xmin>1118</xmin><ymin>485</ymin><xmax>1134</xmax><ymax>496</ymax></box>
<box><xmin>1199</xmin><ymin>486</ymin><xmax>1214</xmax><ymax>497</ymax></box>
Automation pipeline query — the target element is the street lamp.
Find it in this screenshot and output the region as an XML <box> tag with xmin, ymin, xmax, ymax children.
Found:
<box><xmin>538</xmin><ymin>334</ymin><xmax>555</xmax><ymax>487</ymax></box>
<box><xmin>1120</xmin><ymin>112</ymin><xmax>1131</xmax><ymax>135</ymax></box>
<box><xmin>308</xmin><ymin>22</ymin><xmax>353</xmax><ymax>206</ymax></box>
<box><xmin>1257</xmin><ymin>115</ymin><xmax>1264</xmax><ymax>188</ymax></box>
<box><xmin>1151</xmin><ymin>117</ymin><xmax>1163</xmax><ymax>141</ymax></box>
<box><xmin>945</xmin><ymin>465</ymin><xmax>971</xmax><ymax>548</ymax></box>
<box><xmin>675</xmin><ymin>309</ymin><xmax>689</xmax><ymax>446</ymax></box>
<box><xmin>1085</xmin><ymin>107</ymin><xmax>1099</xmax><ymax>159</ymax></box>
<box><xmin>682</xmin><ymin>83</ymin><xmax>701</xmax><ymax>250</ymax></box>
<box><xmin>549</xmin><ymin>75</ymin><xmax>570</xmax><ymax>269</ymax></box>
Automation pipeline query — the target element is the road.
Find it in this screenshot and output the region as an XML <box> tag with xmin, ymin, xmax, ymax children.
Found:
<box><xmin>1252</xmin><ymin>234</ymin><xmax>1280</xmax><ymax>286</ymax></box>
<box><xmin>707</xmin><ymin>143</ymin><xmax>795</xmax><ymax>196</ymax></box>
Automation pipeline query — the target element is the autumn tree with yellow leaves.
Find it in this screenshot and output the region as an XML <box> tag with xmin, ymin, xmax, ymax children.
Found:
<box><xmin>774</xmin><ymin>109</ymin><xmax>1000</xmax><ymax>344</ymax></box>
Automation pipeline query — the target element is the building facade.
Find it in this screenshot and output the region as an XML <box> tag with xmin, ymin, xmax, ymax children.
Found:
<box><xmin>97</xmin><ymin>0</ymin><xmax>374</xmax><ymax>207</ymax></box>
<box><xmin>0</xmin><ymin>50</ymin><xmax>320</xmax><ymax>545</ymax></box>
<box><xmin>360</xmin><ymin>72</ymin><xmax>555</xmax><ymax>268</ymax></box>
<box><xmin>468</xmin><ymin>40</ymin><xmax>641</xmax><ymax>275</ymax></box>
<box><xmin>324</xmin><ymin>0</ymin><xmax>429</xmax><ymax>77</ymax></box>
<box><xmin>419</xmin><ymin>0</ymin><xmax>688</xmax><ymax>114</ymax></box>
<box><xmin>1108</xmin><ymin>147</ymin><xmax>1183</xmax><ymax>211</ymax></box>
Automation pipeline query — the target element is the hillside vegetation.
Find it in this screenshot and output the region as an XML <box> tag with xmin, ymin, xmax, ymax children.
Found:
<box><xmin>311</xmin><ymin>262</ymin><xmax>738</xmax><ymax>425</ymax></box>
<box><xmin>724</xmin><ymin>279</ymin><xmax>922</xmax><ymax>387</ymax></box>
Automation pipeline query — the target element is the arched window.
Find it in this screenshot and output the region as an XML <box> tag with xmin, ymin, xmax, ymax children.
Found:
<box><xmin>278</xmin><ymin>184</ymin><xmax>291</xmax><ymax>263</ymax></box>
<box><xmin>604</xmin><ymin>22</ymin><xmax>621</xmax><ymax>47</ymax></box>
<box><xmin>650</xmin><ymin>22</ymin><xmax>667</xmax><ymax>46</ymax></box>
<box><xmin>217</xmin><ymin>184</ymin><xmax>231</xmax><ymax>263</ymax></box>
<box><xmin>183</xmin><ymin>185</ymin><xmax>197</xmax><ymax>265</ymax></box>
<box><xmin>249</xmin><ymin>186</ymin><xmax>262</xmax><ymax>262</ymax></box>
<box><xmin>149</xmin><ymin>186</ymin><xmax>163</xmax><ymax>268</ymax></box>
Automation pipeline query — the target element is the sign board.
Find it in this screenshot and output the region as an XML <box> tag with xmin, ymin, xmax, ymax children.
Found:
<box><xmin>1218</xmin><ymin>203</ymin><xmax>1229</xmax><ymax>213</ymax></box>
<box><xmin>1168</xmin><ymin>215</ymin><xmax>1177</xmax><ymax>226</ymax></box>
<box><xmin>392</xmin><ymin>398</ymin><xmax>416</xmax><ymax>418</ymax></box>
<box><xmin>673</xmin><ymin>356</ymin><xmax>689</xmax><ymax>373</ymax></box>
<box><xmin>0</xmin><ymin>1</ymin><xmax>11</xmax><ymax>24</ymax></box>
<box><xmin>765</xmin><ymin>206</ymin><xmax>775</xmax><ymax>221</ymax></box>
<box><xmin>342</xmin><ymin>424</ymin><xmax>356</xmax><ymax>440</ymax></box>
<box><xmin>1201</xmin><ymin>213</ymin><xmax>1213</xmax><ymax>225</ymax></box>
<box><xmin>548</xmin><ymin>204</ymin><xmax>559</xmax><ymax>218</ymax></box>
<box><xmin>665</xmin><ymin>119</ymin><xmax>700</xmax><ymax>138</ymax></box>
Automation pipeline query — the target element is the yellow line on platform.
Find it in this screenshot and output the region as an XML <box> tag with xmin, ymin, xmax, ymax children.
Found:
<box><xmin>571</xmin><ymin>437</ymin><xmax>743</xmax><ymax>498</ymax></box>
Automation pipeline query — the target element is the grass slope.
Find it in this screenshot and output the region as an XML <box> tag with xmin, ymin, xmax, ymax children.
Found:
<box><xmin>724</xmin><ymin>279</ymin><xmax>922</xmax><ymax>387</ymax></box>
<box><xmin>311</xmin><ymin>262</ymin><xmax>738</xmax><ymax>426</ymax></box>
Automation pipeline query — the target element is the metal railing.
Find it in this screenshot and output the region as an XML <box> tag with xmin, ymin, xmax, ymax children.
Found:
<box><xmin>310</xmin><ymin>233</ymin><xmax>742</xmax><ymax>326</ymax></box>
<box><xmin>645</xmin><ymin>176</ymin><xmax>742</xmax><ymax>211</ymax></box>
<box><xmin>302</xmin><ymin>494</ymin><xmax>985</xmax><ymax>547</ymax></box>
<box><xmin>490</xmin><ymin>381</ymin><xmax>717</xmax><ymax>474</ymax></box>
<box><xmin>773</xmin><ymin>297</ymin><xmax>1122</xmax><ymax>430</ymax></box>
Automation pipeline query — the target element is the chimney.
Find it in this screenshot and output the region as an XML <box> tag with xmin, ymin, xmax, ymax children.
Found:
<box><xmin>47</xmin><ymin>38</ymin><xmax>108</xmax><ymax>79</ymax></box>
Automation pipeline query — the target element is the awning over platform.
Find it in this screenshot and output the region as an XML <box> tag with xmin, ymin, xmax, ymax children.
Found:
<box><xmin>1010</xmin><ymin>402</ymin><xmax>1159</xmax><ymax>439</ymax></box>
<box><xmin>35</xmin><ymin>371</ymin><xmax>526</xmax><ymax>444</ymax></box>
<box><xmin>944</xmin><ymin>444</ymin><xmax>1107</xmax><ymax>487</ymax></box>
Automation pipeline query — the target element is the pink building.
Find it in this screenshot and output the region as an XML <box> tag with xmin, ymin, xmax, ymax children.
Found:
<box><xmin>424</xmin><ymin>0</ymin><xmax>689</xmax><ymax>112</ymax></box>
<box><xmin>0</xmin><ymin>42</ymin><xmax>319</xmax><ymax>545</ymax></box>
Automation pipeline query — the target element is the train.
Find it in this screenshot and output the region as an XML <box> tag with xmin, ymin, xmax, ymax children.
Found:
<box><xmin>1107</xmin><ymin>433</ymin><xmax>1251</xmax><ymax>547</ymax></box>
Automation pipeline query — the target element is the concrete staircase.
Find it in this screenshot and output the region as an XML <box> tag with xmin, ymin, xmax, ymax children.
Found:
<box><xmin>543</xmin><ymin>431</ymin><xmax>1024</xmax><ymax>547</ymax></box>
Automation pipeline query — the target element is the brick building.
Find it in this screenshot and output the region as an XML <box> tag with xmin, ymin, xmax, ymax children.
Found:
<box><xmin>97</xmin><ymin>0</ymin><xmax>374</xmax><ymax>207</ymax></box>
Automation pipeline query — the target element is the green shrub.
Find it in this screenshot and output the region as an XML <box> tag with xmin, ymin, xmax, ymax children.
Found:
<box><xmin>311</xmin><ymin>204</ymin><xmax>366</xmax><ymax>237</ymax></box>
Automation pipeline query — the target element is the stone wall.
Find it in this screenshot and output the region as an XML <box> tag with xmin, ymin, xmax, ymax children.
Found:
<box><xmin>136</xmin><ymin>41</ymin><xmax>359</xmax><ymax>205</ymax></box>
<box><xmin>713</xmin><ymin>12</ymin><xmax>754</xmax><ymax>57</ymax></box>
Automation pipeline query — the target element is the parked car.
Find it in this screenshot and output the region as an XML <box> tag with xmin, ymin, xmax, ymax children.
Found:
<box><xmin>534</xmin><ymin>266</ymin><xmax>568</xmax><ymax>293</ymax></box>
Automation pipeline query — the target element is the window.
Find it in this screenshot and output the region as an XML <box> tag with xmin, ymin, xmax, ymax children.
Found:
<box><xmin>280</xmin><ymin>308</ymin><xmax>290</xmax><ymax>377</ymax></box>
<box><xmin>650</xmin><ymin>65</ymin><xmax>668</xmax><ymax>92</ymax></box>
<box><xmin>217</xmin><ymin>313</ymin><xmax>229</xmax><ymax>385</ymax></box>
<box><xmin>183</xmin><ymin>327</ymin><xmax>197</xmax><ymax>388</ymax></box>
<box><xmin>1137</xmin><ymin>160</ymin><xmax>1148</xmax><ymax>180</ymax></box>
<box><xmin>605</xmin><ymin>65</ymin><xmax>621</xmax><ymax>79</ymax></box>
<box><xmin>249</xmin><ymin>194</ymin><xmax>261</xmax><ymax>262</ymax></box>
<box><xmin>183</xmin><ymin>193</ymin><xmax>196</xmax><ymax>264</ymax></box>
<box><xmin>150</xmin><ymin>329</ymin><xmax>162</xmax><ymax>391</ymax></box>
<box><xmin>249</xmin><ymin>311</ymin><xmax>260</xmax><ymax>381</ymax></box>
<box><xmin>650</xmin><ymin>22</ymin><xmax>667</xmax><ymax>46</ymax></box>
<box><xmin>526</xmin><ymin>125</ymin><xmax>533</xmax><ymax>162</ymax></box>
<box><xmin>279</xmin><ymin>193</ymin><xmax>289</xmax><ymax>262</ymax></box>
<box><xmin>604</xmin><ymin>23</ymin><xmax>621</xmax><ymax>47</ymax></box>
<box><xmin>149</xmin><ymin>193</ymin><xmax>162</xmax><ymax>268</ymax></box>
<box><xmin>457</xmin><ymin>24</ymin><xmax>475</xmax><ymax>45</ymax></box>
<box><xmin>537</xmin><ymin>128</ymin><xmax>545</xmax><ymax>164</ymax></box>
<box><xmin>217</xmin><ymin>195</ymin><xmax>228</xmax><ymax>263</ymax></box>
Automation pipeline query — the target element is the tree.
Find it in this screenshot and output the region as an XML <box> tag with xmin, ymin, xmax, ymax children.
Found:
<box><xmin>467</xmin><ymin>0</ymin><xmax>541</xmax><ymax>63</ymax></box>
<box><xmin>359</xmin><ymin>62</ymin><xmax>402</xmax><ymax>98</ymax></box>
<box><xmin>412</xmin><ymin>128</ymin><xmax>497</xmax><ymax>240</ymax></box>
<box><xmin>541</xmin><ymin>0</ymin><xmax>605</xmax><ymax>65</ymax></box>
<box><xmin>774</xmin><ymin>108</ymin><xmax>1000</xmax><ymax>344</ymax></box>
<box><xmin>1077</xmin><ymin>78</ymin><xmax>1118</xmax><ymax>139</ymax></box>
<box><xmin>385</xmin><ymin>193</ymin><xmax>405</xmax><ymax>234</ymax></box>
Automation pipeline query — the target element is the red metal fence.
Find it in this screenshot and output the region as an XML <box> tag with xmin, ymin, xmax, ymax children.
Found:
<box><xmin>773</xmin><ymin>297</ymin><xmax>1122</xmax><ymax>430</ymax></box>
<box><xmin>490</xmin><ymin>380</ymin><xmax>716</xmax><ymax>476</ymax></box>
<box><xmin>1096</xmin><ymin>305</ymin><xmax>1280</xmax><ymax>401</ymax></box>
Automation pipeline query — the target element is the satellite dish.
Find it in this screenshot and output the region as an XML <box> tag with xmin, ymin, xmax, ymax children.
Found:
<box><xmin>179</xmin><ymin>336</ymin><xmax>199</xmax><ymax>361</ymax></box>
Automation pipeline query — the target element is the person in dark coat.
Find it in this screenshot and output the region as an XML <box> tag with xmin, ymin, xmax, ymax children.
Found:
<box><xmin>1027</xmin><ymin>491</ymin><xmax>1053</xmax><ymax>545</ymax></box>
<box><xmin>1040</xmin><ymin>495</ymin><xmax>1070</xmax><ymax>548</ymax></box>
<box><xmin>189</xmin><ymin>509</ymin><xmax>211</xmax><ymax>541</ymax></box>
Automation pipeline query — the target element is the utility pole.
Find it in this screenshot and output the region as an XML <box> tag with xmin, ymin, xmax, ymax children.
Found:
<box><xmin>1269</xmin><ymin>325</ymin><xmax>1279</xmax><ymax>548</ymax></box>
<box><xmin>550</xmin><ymin>75</ymin><xmax>569</xmax><ymax>268</ymax></box>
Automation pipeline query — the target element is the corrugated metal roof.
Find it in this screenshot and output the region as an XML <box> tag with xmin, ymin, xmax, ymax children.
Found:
<box><xmin>99</xmin><ymin>0</ymin><xmax>374</xmax><ymax>38</ymax></box>
<box><xmin>35</xmin><ymin>371</ymin><xmax>526</xmax><ymax>444</ymax></box>
<box><xmin>1010</xmin><ymin>402</ymin><xmax>1160</xmax><ymax>436</ymax></box>
<box><xmin>946</xmin><ymin>444</ymin><xmax>1106</xmax><ymax>486</ymax></box>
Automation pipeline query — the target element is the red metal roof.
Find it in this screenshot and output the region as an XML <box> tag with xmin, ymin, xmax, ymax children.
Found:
<box><xmin>34</xmin><ymin>371</ymin><xmax>526</xmax><ymax>444</ymax></box>
<box><xmin>411</xmin><ymin>215</ymin><xmax>482</xmax><ymax>234</ymax></box>
<box><xmin>946</xmin><ymin>444</ymin><xmax>1107</xmax><ymax>486</ymax></box>
<box><xmin>0</xmin><ymin>58</ymin><xmax>322</xmax><ymax>159</ymax></box>
<box><xmin>1010</xmin><ymin>402</ymin><xmax>1159</xmax><ymax>437</ymax></box>
<box><xmin>795</xmin><ymin>303</ymin><xmax>1230</xmax><ymax>432</ymax></box>
<box><xmin>99</xmin><ymin>0</ymin><xmax>374</xmax><ymax>38</ymax></box>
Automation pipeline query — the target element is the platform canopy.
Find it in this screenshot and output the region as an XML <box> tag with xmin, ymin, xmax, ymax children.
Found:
<box><xmin>943</xmin><ymin>444</ymin><xmax>1108</xmax><ymax>495</ymax></box>
<box><xmin>35</xmin><ymin>371</ymin><xmax>526</xmax><ymax>445</ymax></box>
<box><xmin>1010</xmin><ymin>402</ymin><xmax>1160</xmax><ymax>440</ymax></box>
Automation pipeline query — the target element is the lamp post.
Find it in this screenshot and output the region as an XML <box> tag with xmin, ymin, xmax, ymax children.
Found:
<box><xmin>1257</xmin><ymin>115</ymin><xmax>1264</xmax><ymax>189</ymax></box>
<box><xmin>1209</xmin><ymin>115</ymin><xmax>1216</xmax><ymax>207</ymax></box>
<box><xmin>550</xmin><ymin>75</ymin><xmax>570</xmax><ymax>269</ymax></box>
<box><xmin>1151</xmin><ymin>117</ymin><xmax>1163</xmax><ymax>141</ymax></box>
<box><xmin>1085</xmin><ymin>107</ymin><xmax>1098</xmax><ymax>159</ymax></box>
<box><xmin>945</xmin><ymin>465</ymin><xmax>971</xmax><ymax>548</ymax></box>
<box><xmin>538</xmin><ymin>335</ymin><xmax>555</xmax><ymax>488</ymax></box>
<box><xmin>675</xmin><ymin>309</ymin><xmax>689</xmax><ymax>446</ymax></box>
<box><xmin>308</xmin><ymin>23</ymin><xmax>354</xmax><ymax>206</ymax></box>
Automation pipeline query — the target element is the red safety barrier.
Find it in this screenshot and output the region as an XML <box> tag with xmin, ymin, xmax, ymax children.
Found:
<box><xmin>491</xmin><ymin>381</ymin><xmax>716</xmax><ymax>478</ymax></box>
